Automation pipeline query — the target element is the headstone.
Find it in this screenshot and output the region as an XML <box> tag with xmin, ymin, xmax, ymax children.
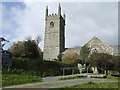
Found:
<box><xmin>94</xmin><ymin>67</ymin><xmax>98</xmax><ymax>74</ymax></box>
<box><xmin>78</xmin><ymin>63</ymin><xmax>82</xmax><ymax>74</ymax></box>
<box><xmin>2</xmin><ymin>50</ymin><xmax>12</xmax><ymax>66</ymax></box>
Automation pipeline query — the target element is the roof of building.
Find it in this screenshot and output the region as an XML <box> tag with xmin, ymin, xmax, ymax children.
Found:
<box><xmin>62</xmin><ymin>37</ymin><xmax>119</xmax><ymax>56</ymax></box>
<box><xmin>63</xmin><ymin>46</ymin><xmax>81</xmax><ymax>54</ymax></box>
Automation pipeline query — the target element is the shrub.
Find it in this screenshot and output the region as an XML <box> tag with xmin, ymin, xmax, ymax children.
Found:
<box><xmin>62</xmin><ymin>52</ymin><xmax>80</xmax><ymax>62</ymax></box>
<box><xmin>9</xmin><ymin>40</ymin><xmax>42</xmax><ymax>59</ymax></box>
<box><xmin>80</xmin><ymin>45</ymin><xmax>90</xmax><ymax>64</ymax></box>
<box><xmin>10</xmin><ymin>41</ymin><xmax>25</xmax><ymax>57</ymax></box>
<box><xmin>24</xmin><ymin>40</ymin><xmax>40</xmax><ymax>59</ymax></box>
<box><xmin>88</xmin><ymin>53</ymin><xmax>120</xmax><ymax>73</ymax></box>
<box><xmin>3</xmin><ymin>57</ymin><xmax>81</xmax><ymax>77</ymax></box>
<box><xmin>4</xmin><ymin>57</ymin><xmax>72</xmax><ymax>76</ymax></box>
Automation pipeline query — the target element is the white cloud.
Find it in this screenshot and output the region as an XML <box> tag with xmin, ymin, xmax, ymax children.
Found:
<box><xmin>2</xmin><ymin>2</ymin><xmax>118</xmax><ymax>50</ymax></box>
<box><xmin>62</xmin><ymin>2</ymin><xmax>118</xmax><ymax>47</ymax></box>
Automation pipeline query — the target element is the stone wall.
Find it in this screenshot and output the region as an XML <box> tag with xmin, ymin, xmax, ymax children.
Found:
<box><xmin>85</xmin><ymin>36</ymin><xmax>113</xmax><ymax>55</ymax></box>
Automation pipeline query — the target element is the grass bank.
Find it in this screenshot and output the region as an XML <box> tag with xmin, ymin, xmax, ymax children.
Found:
<box><xmin>50</xmin><ymin>82</ymin><xmax>119</xmax><ymax>89</ymax></box>
<box><xmin>2</xmin><ymin>73</ymin><xmax>42</xmax><ymax>87</ymax></box>
<box><xmin>65</xmin><ymin>82</ymin><xmax>119</xmax><ymax>88</ymax></box>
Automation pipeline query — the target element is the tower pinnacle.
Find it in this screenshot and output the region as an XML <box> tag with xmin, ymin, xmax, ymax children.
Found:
<box><xmin>58</xmin><ymin>3</ymin><xmax>61</xmax><ymax>15</ymax></box>
<box><xmin>45</xmin><ymin>6</ymin><xmax>48</xmax><ymax>19</ymax></box>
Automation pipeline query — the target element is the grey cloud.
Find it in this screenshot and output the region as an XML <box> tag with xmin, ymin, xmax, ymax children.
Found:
<box><xmin>2</xmin><ymin>2</ymin><xmax>118</xmax><ymax>50</ymax></box>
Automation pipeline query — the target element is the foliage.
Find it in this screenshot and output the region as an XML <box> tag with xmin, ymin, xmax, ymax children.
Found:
<box><xmin>4</xmin><ymin>57</ymin><xmax>79</xmax><ymax>77</ymax></box>
<box><xmin>2</xmin><ymin>73</ymin><xmax>42</xmax><ymax>87</ymax></box>
<box><xmin>11</xmin><ymin>57</ymin><xmax>40</xmax><ymax>71</ymax></box>
<box><xmin>112</xmin><ymin>56</ymin><xmax>120</xmax><ymax>72</ymax></box>
<box><xmin>57</xmin><ymin>54</ymin><xmax>63</xmax><ymax>61</ymax></box>
<box><xmin>9</xmin><ymin>37</ymin><xmax>42</xmax><ymax>59</ymax></box>
<box><xmin>24</xmin><ymin>40</ymin><xmax>40</xmax><ymax>59</ymax></box>
<box><xmin>88</xmin><ymin>53</ymin><xmax>120</xmax><ymax>72</ymax></box>
<box><xmin>62</xmin><ymin>52</ymin><xmax>80</xmax><ymax>62</ymax></box>
<box><xmin>10</xmin><ymin>41</ymin><xmax>25</xmax><ymax>57</ymax></box>
<box><xmin>35</xmin><ymin>35</ymin><xmax>42</xmax><ymax>46</ymax></box>
<box><xmin>80</xmin><ymin>45</ymin><xmax>90</xmax><ymax>64</ymax></box>
<box><xmin>3</xmin><ymin>56</ymin><xmax>83</xmax><ymax>77</ymax></box>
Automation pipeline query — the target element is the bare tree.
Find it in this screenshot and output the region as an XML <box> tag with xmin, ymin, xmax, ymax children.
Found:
<box><xmin>35</xmin><ymin>35</ymin><xmax>42</xmax><ymax>46</ymax></box>
<box><xmin>10</xmin><ymin>41</ymin><xmax>25</xmax><ymax>57</ymax></box>
<box><xmin>25</xmin><ymin>36</ymin><xmax>32</xmax><ymax>41</ymax></box>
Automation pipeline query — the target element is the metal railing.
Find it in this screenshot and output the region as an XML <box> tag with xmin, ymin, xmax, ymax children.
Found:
<box><xmin>60</xmin><ymin>67</ymin><xmax>79</xmax><ymax>76</ymax></box>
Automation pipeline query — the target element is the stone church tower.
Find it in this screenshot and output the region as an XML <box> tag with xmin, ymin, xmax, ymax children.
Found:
<box><xmin>43</xmin><ymin>4</ymin><xmax>65</xmax><ymax>61</ymax></box>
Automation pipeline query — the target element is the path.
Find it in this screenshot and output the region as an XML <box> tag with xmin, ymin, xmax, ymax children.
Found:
<box><xmin>3</xmin><ymin>74</ymin><xmax>118</xmax><ymax>88</ymax></box>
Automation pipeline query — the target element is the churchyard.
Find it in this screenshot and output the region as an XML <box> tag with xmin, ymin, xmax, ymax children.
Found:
<box><xmin>2</xmin><ymin>56</ymin><xmax>120</xmax><ymax>88</ymax></box>
<box><xmin>1</xmin><ymin>37</ymin><xmax>120</xmax><ymax>89</ymax></box>
<box><xmin>1</xmin><ymin>2</ymin><xmax>119</xmax><ymax>89</ymax></box>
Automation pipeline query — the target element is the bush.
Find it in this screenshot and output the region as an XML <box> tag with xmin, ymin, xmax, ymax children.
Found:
<box><xmin>88</xmin><ymin>53</ymin><xmax>120</xmax><ymax>73</ymax></box>
<box><xmin>80</xmin><ymin>45</ymin><xmax>90</xmax><ymax>63</ymax></box>
<box><xmin>10</xmin><ymin>41</ymin><xmax>25</xmax><ymax>57</ymax></box>
<box><xmin>24</xmin><ymin>40</ymin><xmax>40</xmax><ymax>59</ymax></box>
<box><xmin>62</xmin><ymin>52</ymin><xmax>80</xmax><ymax>62</ymax></box>
<box><xmin>3</xmin><ymin>57</ymin><xmax>82</xmax><ymax>77</ymax></box>
<box><xmin>4</xmin><ymin>57</ymin><xmax>77</xmax><ymax>77</ymax></box>
<box><xmin>9</xmin><ymin>40</ymin><xmax>42</xmax><ymax>59</ymax></box>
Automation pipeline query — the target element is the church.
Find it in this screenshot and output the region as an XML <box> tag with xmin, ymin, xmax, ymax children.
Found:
<box><xmin>43</xmin><ymin>4</ymin><xmax>119</xmax><ymax>61</ymax></box>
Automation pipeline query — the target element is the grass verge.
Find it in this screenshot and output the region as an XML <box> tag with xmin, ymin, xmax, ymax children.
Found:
<box><xmin>50</xmin><ymin>82</ymin><xmax>119</xmax><ymax>89</ymax></box>
<box><xmin>65</xmin><ymin>82</ymin><xmax>119</xmax><ymax>88</ymax></box>
<box><xmin>2</xmin><ymin>73</ymin><xmax>42</xmax><ymax>87</ymax></box>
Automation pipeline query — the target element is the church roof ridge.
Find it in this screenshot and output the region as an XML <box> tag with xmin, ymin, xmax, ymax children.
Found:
<box><xmin>86</xmin><ymin>36</ymin><xmax>101</xmax><ymax>45</ymax></box>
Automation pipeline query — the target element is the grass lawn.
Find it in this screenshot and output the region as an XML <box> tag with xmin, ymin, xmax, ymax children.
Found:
<box><xmin>55</xmin><ymin>61</ymin><xmax>74</xmax><ymax>64</ymax></box>
<box><xmin>2</xmin><ymin>74</ymin><xmax>42</xmax><ymax>87</ymax></box>
<box><xmin>106</xmin><ymin>76</ymin><xmax>120</xmax><ymax>79</ymax></box>
<box><xmin>65</xmin><ymin>82</ymin><xmax>119</xmax><ymax>88</ymax></box>
<box><xmin>50</xmin><ymin>82</ymin><xmax>119</xmax><ymax>90</ymax></box>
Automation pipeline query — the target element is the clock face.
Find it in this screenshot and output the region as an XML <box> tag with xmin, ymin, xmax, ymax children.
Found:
<box><xmin>50</xmin><ymin>21</ymin><xmax>54</xmax><ymax>28</ymax></box>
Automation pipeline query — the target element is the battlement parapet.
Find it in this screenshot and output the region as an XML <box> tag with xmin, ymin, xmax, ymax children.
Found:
<box><xmin>48</xmin><ymin>13</ymin><xmax>58</xmax><ymax>17</ymax></box>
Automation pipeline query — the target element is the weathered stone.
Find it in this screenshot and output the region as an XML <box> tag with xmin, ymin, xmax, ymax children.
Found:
<box><xmin>43</xmin><ymin>5</ymin><xmax>65</xmax><ymax>61</ymax></box>
<box><xmin>85</xmin><ymin>36</ymin><xmax>113</xmax><ymax>55</ymax></box>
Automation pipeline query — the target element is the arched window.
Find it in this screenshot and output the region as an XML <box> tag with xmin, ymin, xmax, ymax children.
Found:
<box><xmin>50</xmin><ymin>21</ymin><xmax>54</xmax><ymax>28</ymax></box>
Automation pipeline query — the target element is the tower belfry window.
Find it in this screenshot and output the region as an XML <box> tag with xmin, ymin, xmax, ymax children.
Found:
<box><xmin>50</xmin><ymin>21</ymin><xmax>54</xmax><ymax>28</ymax></box>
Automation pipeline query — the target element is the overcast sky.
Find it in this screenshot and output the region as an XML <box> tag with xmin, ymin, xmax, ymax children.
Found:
<box><xmin>1</xmin><ymin>1</ymin><xmax>118</xmax><ymax>50</ymax></box>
